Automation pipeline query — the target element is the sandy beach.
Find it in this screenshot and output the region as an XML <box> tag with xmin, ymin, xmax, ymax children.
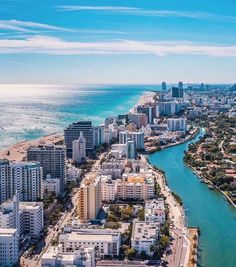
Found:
<box><xmin>0</xmin><ymin>133</ymin><xmax>63</xmax><ymax>162</ymax></box>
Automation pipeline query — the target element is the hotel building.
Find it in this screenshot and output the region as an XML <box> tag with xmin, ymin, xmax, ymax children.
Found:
<box><xmin>64</xmin><ymin>121</ymin><xmax>94</xmax><ymax>158</ymax></box>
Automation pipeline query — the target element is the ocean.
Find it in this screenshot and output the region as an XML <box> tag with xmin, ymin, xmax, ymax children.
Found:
<box><xmin>0</xmin><ymin>84</ymin><xmax>158</xmax><ymax>149</ymax></box>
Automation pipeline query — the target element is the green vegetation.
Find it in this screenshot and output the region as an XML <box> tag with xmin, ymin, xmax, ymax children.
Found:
<box><xmin>185</xmin><ymin>114</ymin><xmax>236</xmax><ymax>203</ymax></box>
<box><xmin>171</xmin><ymin>192</ymin><xmax>183</xmax><ymax>206</ymax></box>
<box><xmin>106</xmin><ymin>205</ymin><xmax>135</xmax><ymax>223</ymax></box>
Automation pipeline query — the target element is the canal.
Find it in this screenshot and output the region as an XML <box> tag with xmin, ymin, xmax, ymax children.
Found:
<box><xmin>148</xmin><ymin>130</ymin><xmax>236</xmax><ymax>267</ymax></box>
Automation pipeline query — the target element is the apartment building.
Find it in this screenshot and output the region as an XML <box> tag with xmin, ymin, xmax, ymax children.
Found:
<box><xmin>27</xmin><ymin>144</ymin><xmax>66</xmax><ymax>192</ymax></box>
<box><xmin>59</xmin><ymin>229</ymin><xmax>121</xmax><ymax>258</ymax></box>
<box><xmin>117</xmin><ymin>174</ymin><xmax>155</xmax><ymax>200</ymax></box>
<box><xmin>41</xmin><ymin>244</ymin><xmax>95</xmax><ymax>267</ymax></box>
<box><xmin>131</xmin><ymin>221</ymin><xmax>159</xmax><ymax>256</ymax></box>
<box><xmin>145</xmin><ymin>198</ymin><xmax>166</xmax><ymax>224</ymax></box>
<box><xmin>101</xmin><ymin>175</ymin><xmax>117</xmax><ymax>202</ymax></box>
<box><xmin>0</xmin><ymin>160</ymin><xmax>43</xmax><ymax>204</ymax></box>
<box><xmin>77</xmin><ymin>174</ymin><xmax>101</xmax><ymax>222</ymax></box>
<box><xmin>0</xmin><ymin>229</ymin><xmax>19</xmax><ymax>266</ymax></box>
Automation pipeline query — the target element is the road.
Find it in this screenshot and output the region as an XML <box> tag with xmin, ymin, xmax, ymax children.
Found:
<box><xmin>20</xmin><ymin>153</ymin><xmax>105</xmax><ymax>267</ymax></box>
<box><xmin>141</xmin><ymin>154</ymin><xmax>190</xmax><ymax>267</ymax></box>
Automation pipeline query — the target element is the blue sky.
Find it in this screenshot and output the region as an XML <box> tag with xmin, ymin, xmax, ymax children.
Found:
<box><xmin>0</xmin><ymin>0</ymin><xmax>236</xmax><ymax>84</ymax></box>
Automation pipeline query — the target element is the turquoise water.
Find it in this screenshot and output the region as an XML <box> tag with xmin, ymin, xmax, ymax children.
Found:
<box><xmin>0</xmin><ymin>84</ymin><xmax>158</xmax><ymax>149</ymax></box>
<box><xmin>149</xmin><ymin>130</ymin><xmax>236</xmax><ymax>267</ymax></box>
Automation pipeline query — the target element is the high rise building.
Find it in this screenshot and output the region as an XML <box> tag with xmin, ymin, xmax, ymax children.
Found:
<box><xmin>0</xmin><ymin>159</ymin><xmax>12</xmax><ymax>204</ymax></box>
<box><xmin>72</xmin><ymin>131</ymin><xmax>86</xmax><ymax>164</ymax></box>
<box><xmin>167</xmin><ymin>118</ymin><xmax>187</xmax><ymax>132</ymax></box>
<box><xmin>172</xmin><ymin>85</ymin><xmax>184</xmax><ymax>98</ymax></box>
<box><xmin>136</xmin><ymin>105</ymin><xmax>154</xmax><ymax>124</ymax></box>
<box><xmin>0</xmin><ymin>160</ymin><xmax>43</xmax><ymax>203</ymax></box>
<box><xmin>64</xmin><ymin>121</ymin><xmax>94</xmax><ymax>158</ymax></box>
<box><xmin>161</xmin><ymin>82</ymin><xmax>167</xmax><ymax>91</ymax></box>
<box><xmin>0</xmin><ymin>193</ymin><xmax>44</xmax><ymax>239</ymax></box>
<box><xmin>0</xmin><ymin>229</ymin><xmax>19</xmax><ymax>266</ymax></box>
<box><xmin>93</xmin><ymin>125</ymin><xmax>105</xmax><ymax>146</ymax></box>
<box><xmin>128</xmin><ymin>113</ymin><xmax>148</xmax><ymax>128</ymax></box>
<box><xmin>178</xmin><ymin>81</ymin><xmax>183</xmax><ymax>90</ymax></box>
<box><xmin>119</xmin><ymin>131</ymin><xmax>144</xmax><ymax>150</ymax></box>
<box><xmin>27</xmin><ymin>145</ymin><xmax>66</xmax><ymax>192</ymax></box>
<box><xmin>126</xmin><ymin>139</ymin><xmax>136</xmax><ymax>159</ymax></box>
<box><xmin>77</xmin><ymin>174</ymin><xmax>101</xmax><ymax>222</ymax></box>
<box><xmin>104</xmin><ymin>117</ymin><xmax>117</xmax><ymax>128</ymax></box>
<box><xmin>157</xmin><ymin>101</ymin><xmax>177</xmax><ymax>116</ymax></box>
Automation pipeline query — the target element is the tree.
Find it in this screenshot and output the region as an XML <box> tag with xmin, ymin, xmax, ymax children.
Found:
<box><xmin>108</xmin><ymin>213</ymin><xmax>117</xmax><ymax>222</ymax></box>
<box><xmin>159</xmin><ymin>235</ymin><xmax>170</xmax><ymax>251</ymax></box>
<box><xmin>140</xmin><ymin>250</ymin><xmax>148</xmax><ymax>260</ymax></box>
<box><xmin>125</xmin><ymin>248</ymin><xmax>137</xmax><ymax>260</ymax></box>
<box><xmin>137</xmin><ymin>207</ymin><xmax>145</xmax><ymax>221</ymax></box>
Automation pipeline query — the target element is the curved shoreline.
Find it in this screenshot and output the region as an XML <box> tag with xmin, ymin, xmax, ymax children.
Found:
<box><xmin>188</xmin><ymin>165</ymin><xmax>236</xmax><ymax>209</ymax></box>
<box><xmin>0</xmin><ymin>133</ymin><xmax>63</xmax><ymax>161</ymax></box>
<box><xmin>147</xmin><ymin>127</ymin><xmax>200</xmax><ymax>155</ymax></box>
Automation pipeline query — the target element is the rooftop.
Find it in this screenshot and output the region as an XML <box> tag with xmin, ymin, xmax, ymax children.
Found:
<box><xmin>132</xmin><ymin>221</ymin><xmax>159</xmax><ymax>241</ymax></box>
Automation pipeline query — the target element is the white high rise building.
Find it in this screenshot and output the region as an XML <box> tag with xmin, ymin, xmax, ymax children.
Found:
<box><xmin>126</xmin><ymin>139</ymin><xmax>136</xmax><ymax>159</ymax></box>
<box><xmin>0</xmin><ymin>193</ymin><xmax>44</xmax><ymax>239</ymax></box>
<box><xmin>167</xmin><ymin>118</ymin><xmax>187</xmax><ymax>132</ymax></box>
<box><xmin>119</xmin><ymin>131</ymin><xmax>144</xmax><ymax>150</ymax></box>
<box><xmin>72</xmin><ymin>131</ymin><xmax>86</xmax><ymax>164</ymax></box>
<box><xmin>0</xmin><ymin>229</ymin><xmax>19</xmax><ymax>266</ymax></box>
<box><xmin>0</xmin><ymin>160</ymin><xmax>43</xmax><ymax>204</ymax></box>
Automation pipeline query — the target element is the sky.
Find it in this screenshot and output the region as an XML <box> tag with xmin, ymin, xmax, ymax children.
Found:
<box><xmin>0</xmin><ymin>0</ymin><xmax>236</xmax><ymax>84</ymax></box>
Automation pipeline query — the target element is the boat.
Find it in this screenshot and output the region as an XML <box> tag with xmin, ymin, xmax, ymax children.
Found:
<box><xmin>204</xmin><ymin>180</ymin><xmax>210</xmax><ymax>184</ymax></box>
<box><xmin>208</xmin><ymin>185</ymin><xmax>214</xmax><ymax>190</ymax></box>
<box><xmin>199</xmin><ymin>179</ymin><xmax>205</xmax><ymax>183</ymax></box>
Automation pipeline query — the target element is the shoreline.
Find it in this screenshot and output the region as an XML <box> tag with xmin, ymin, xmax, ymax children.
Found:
<box><xmin>2</xmin><ymin>91</ymin><xmax>192</xmax><ymax>266</ymax></box>
<box><xmin>189</xmin><ymin>165</ymin><xmax>236</xmax><ymax>209</ymax></box>
<box><xmin>0</xmin><ymin>133</ymin><xmax>63</xmax><ymax>161</ymax></box>
<box><xmin>160</xmin><ymin>127</ymin><xmax>200</xmax><ymax>150</ymax></box>
<box><xmin>147</xmin><ymin>127</ymin><xmax>200</xmax><ymax>155</ymax></box>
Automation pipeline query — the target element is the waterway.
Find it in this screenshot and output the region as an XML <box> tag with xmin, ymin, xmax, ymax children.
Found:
<box><xmin>149</xmin><ymin>130</ymin><xmax>236</xmax><ymax>267</ymax></box>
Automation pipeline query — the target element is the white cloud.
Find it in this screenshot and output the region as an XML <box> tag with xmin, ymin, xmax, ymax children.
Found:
<box><xmin>58</xmin><ymin>6</ymin><xmax>139</xmax><ymax>12</ymax></box>
<box><xmin>0</xmin><ymin>35</ymin><xmax>236</xmax><ymax>57</ymax></box>
<box><xmin>57</xmin><ymin>5</ymin><xmax>236</xmax><ymax>24</ymax></box>
<box><xmin>0</xmin><ymin>20</ymin><xmax>72</xmax><ymax>33</ymax></box>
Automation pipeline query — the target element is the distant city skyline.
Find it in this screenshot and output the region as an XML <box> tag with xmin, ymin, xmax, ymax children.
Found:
<box><xmin>0</xmin><ymin>0</ymin><xmax>236</xmax><ymax>84</ymax></box>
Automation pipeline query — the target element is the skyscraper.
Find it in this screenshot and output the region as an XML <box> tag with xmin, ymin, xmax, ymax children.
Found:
<box><xmin>126</xmin><ymin>139</ymin><xmax>136</xmax><ymax>159</ymax></box>
<box><xmin>27</xmin><ymin>145</ymin><xmax>66</xmax><ymax>192</ymax></box>
<box><xmin>0</xmin><ymin>160</ymin><xmax>43</xmax><ymax>203</ymax></box>
<box><xmin>167</xmin><ymin>118</ymin><xmax>187</xmax><ymax>132</ymax></box>
<box><xmin>77</xmin><ymin>174</ymin><xmax>101</xmax><ymax>222</ymax></box>
<box><xmin>161</xmin><ymin>82</ymin><xmax>167</xmax><ymax>91</ymax></box>
<box><xmin>178</xmin><ymin>81</ymin><xmax>183</xmax><ymax>90</ymax></box>
<box><xmin>72</xmin><ymin>131</ymin><xmax>86</xmax><ymax>164</ymax></box>
<box><xmin>136</xmin><ymin>105</ymin><xmax>154</xmax><ymax>124</ymax></box>
<box><xmin>0</xmin><ymin>160</ymin><xmax>12</xmax><ymax>204</ymax></box>
<box><xmin>93</xmin><ymin>125</ymin><xmax>105</xmax><ymax>146</ymax></box>
<box><xmin>172</xmin><ymin>86</ymin><xmax>184</xmax><ymax>98</ymax></box>
<box><xmin>64</xmin><ymin>121</ymin><xmax>94</xmax><ymax>158</ymax></box>
<box><xmin>119</xmin><ymin>131</ymin><xmax>144</xmax><ymax>150</ymax></box>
